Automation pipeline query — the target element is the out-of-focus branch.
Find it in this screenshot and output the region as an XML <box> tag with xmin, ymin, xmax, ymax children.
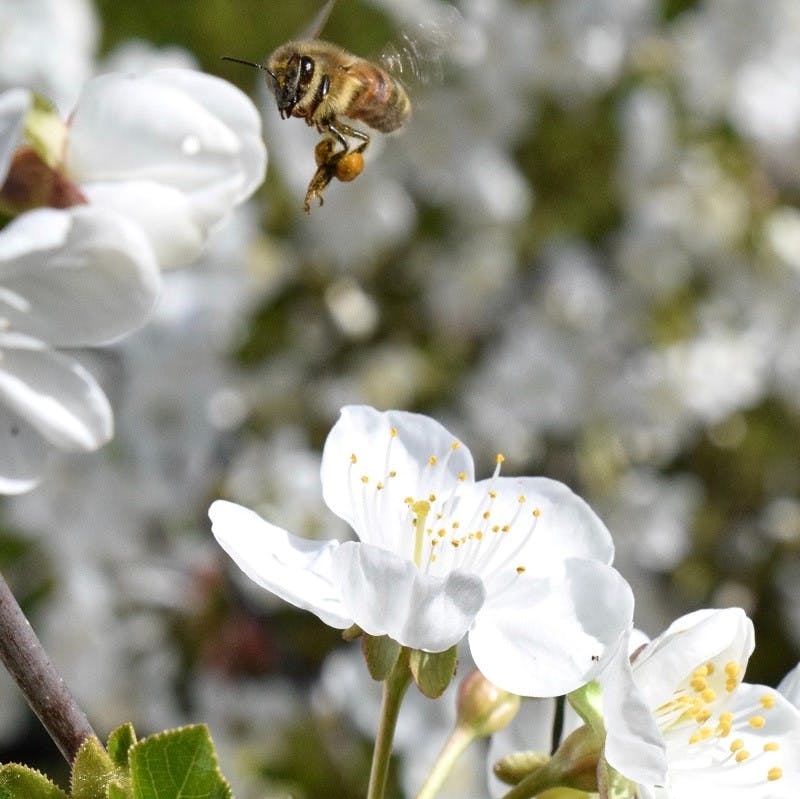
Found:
<box><xmin>0</xmin><ymin>570</ymin><xmax>96</xmax><ymax>763</ymax></box>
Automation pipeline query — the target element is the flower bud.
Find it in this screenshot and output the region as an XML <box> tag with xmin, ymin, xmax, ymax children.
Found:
<box><xmin>456</xmin><ymin>670</ymin><xmax>521</xmax><ymax>738</ymax></box>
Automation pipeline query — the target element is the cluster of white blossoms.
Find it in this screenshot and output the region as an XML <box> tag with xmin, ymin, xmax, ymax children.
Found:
<box><xmin>210</xmin><ymin>406</ymin><xmax>800</xmax><ymax>797</ymax></box>
<box><xmin>0</xmin><ymin>67</ymin><xmax>265</xmax><ymax>491</ymax></box>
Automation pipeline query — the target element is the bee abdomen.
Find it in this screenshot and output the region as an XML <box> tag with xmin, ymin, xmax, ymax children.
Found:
<box><xmin>348</xmin><ymin>66</ymin><xmax>411</xmax><ymax>133</ymax></box>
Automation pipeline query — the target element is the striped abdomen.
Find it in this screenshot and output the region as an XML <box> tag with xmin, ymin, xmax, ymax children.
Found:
<box><xmin>345</xmin><ymin>60</ymin><xmax>411</xmax><ymax>133</ymax></box>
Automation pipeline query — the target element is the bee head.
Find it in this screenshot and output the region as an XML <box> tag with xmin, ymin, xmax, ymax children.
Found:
<box><xmin>273</xmin><ymin>53</ymin><xmax>316</xmax><ymax>118</ymax></box>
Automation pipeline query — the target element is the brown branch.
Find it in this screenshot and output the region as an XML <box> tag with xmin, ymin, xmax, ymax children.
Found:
<box><xmin>0</xmin><ymin>570</ymin><xmax>97</xmax><ymax>763</ymax></box>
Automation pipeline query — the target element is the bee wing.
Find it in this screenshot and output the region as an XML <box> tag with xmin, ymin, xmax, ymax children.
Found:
<box><xmin>378</xmin><ymin>4</ymin><xmax>464</xmax><ymax>87</ymax></box>
<box><xmin>299</xmin><ymin>0</ymin><xmax>337</xmax><ymax>39</ymax></box>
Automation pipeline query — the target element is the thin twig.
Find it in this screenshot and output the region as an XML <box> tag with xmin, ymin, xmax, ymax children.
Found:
<box><xmin>0</xmin><ymin>570</ymin><xmax>96</xmax><ymax>763</ymax></box>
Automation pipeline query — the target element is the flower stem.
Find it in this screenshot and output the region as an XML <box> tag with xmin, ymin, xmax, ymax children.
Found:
<box><xmin>0</xmin><ymin>570</ymin><xmax>96</xmax><ymax>763</ymax></box>
<box><xmin>414</xmin><ymin>725</ymin><xmax>475</xmax><ymax>799</ymax></box>
<box><xmin>366</xmin><ymin>647</ymin><xmax>412</xmax><ymax>799</ymax></box>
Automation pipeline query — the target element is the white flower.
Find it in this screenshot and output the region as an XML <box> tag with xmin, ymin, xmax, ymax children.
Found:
<box><xmin>603</xmin><ymin>608</ymin><xmax>800</xmax><ymax>797</ymax></box>
<box><xmin>64</xmin><ymin>69</ymin><xmax>266</xmax><ymax>268</ymax></box>
<box><xmin>0</xmin><ymin>205</ymin><xmax>161</xmax><ymax>492</ymax></box>
<box><xmin>1</xmin><ymin>89</ymin><xmax>162</xmax><ymax>491</ymax></box>
<box><xmin>210</xmin><ymin>404</ymin><xmax>633</xmax><ymax>697</ymax></box>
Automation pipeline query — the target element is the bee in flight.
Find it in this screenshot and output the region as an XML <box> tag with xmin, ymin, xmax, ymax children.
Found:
<box><xmin>224</xmin><ymin>0</ymin><xmax>412</xmax><ymax>213</ymax></box>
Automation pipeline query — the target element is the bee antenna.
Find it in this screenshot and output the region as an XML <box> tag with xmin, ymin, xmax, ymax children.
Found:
<box><xmin>221</xmin><ymin>56</ymin><xmax>277</xmax><ymax>82</ymax></box>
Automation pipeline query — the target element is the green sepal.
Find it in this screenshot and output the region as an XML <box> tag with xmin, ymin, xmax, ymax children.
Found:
<box><xmin>567</xmin><ymin>679</ymin><xmax>604</xmax><ymax>736</ymax></box>
<box><xmin>341</xmin><ymin>624</ymin><xmax>363</xmax><ymax>642</ymax></box>
<box><xmin>492</xmin><ymin>750</ymin><xmax>550</xmax><ymax>786</ymax></box>
<box><xmin>107</xmin><ymin>724</ymin><xmax>137</xmax><ymax>768</ymax></box>
<box><xmin>71</xmin><ymin>737</ymin><xmax>118</xmax><ymax>799</ymax></box>
<box><xmin>0</xmin><ymin>763</ymin><xmax>69</xmax><ymax>799</ymax></box>
<box><xmin>362</xmin><ymin>634</ymin><xmax>402</xmax><ymax>681</ymax></box>
<box><xmin>596</xmin><ymin>752</ymin><xmax>637</xmax><ymax>799</ymax></box>
<box><xmin>129</xmin><ymin>724</ymin><xmax>232</xmax><ymax>799</ymax></box>
<box><xmin>409</xmin><ymin>645</ymin><xmax>457</xmax><ymax>698</ymax></box>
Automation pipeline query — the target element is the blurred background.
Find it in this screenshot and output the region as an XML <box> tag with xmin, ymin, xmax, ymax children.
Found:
<box><xmin>2</xmin><ymin>0</ymin><xmax>800</xmax><ymax>796</ymax></box>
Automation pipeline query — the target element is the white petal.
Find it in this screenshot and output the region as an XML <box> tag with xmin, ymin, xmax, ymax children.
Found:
<box><xmin>321</xmin><ymin>405</ymin><xmax>474</xmax><ymax>552</ymax></box>
<box><xmin>600</xmin><ymin>629</ymin><xmax>668</xmax><ymax>785</ymax></box>
<box><xmin>81</xmin><ymin>180</ymin><xmax>205</xmax><ymax>269</ymax></box>
<box><xmin>632</xmin><ymin>608</ymin><xmax>754</xmax><ymax>712</ymax></box>
<box><xmin>779</xmin><ymin>662</ymin><xmax>800</xmax><ymax>707</ymax></box>
<box><xmin>469</xmin><ymin>559</ymin><xmax>634</xmax><ymax>697</ymax></box>
<box><xmin>208</xmin><ymin>499</ymin><xmax>352</xmax><ymax>629</ymax></box>
<box><xmin>0</xmin><ymin>404</ymin><xmax>47</xmax><ymax>494</ymax></box>
<box><xmin>66</xmin><ymin>69</ymin><xmax>266</xmax><ymax>228</ymax></box>
<box><xmin>451</xmin><ymin>476</ymin><xmax>615</xmax><ymax>581</ymax></box>
<box><xmin>0</xmin><ymin>333</ymin><xmax>112</xmax><ymax>450</ymax></box>
<box><xmin>0</xmin><ymin>206</ymin><xmax>160</xmax><ymax>344</ymax></box>
<box><xmin>331</xmin><ymin>540</ymin><xmax>485</xmax><ymax>651</ymax></box>
<box><xmin>667</xmin><ymin>683</ymin><xmax>800</xmax><ymax>796</ymax></box>
<box><xmin>0</xmin><ymin>88</ymin><xmax>30</xmax><ymax>183</ymax></box>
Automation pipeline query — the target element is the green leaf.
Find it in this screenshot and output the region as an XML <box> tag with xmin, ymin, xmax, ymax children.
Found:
<box><xmin>0</xmin><ymin>764</ymin><xmax>69</xmax><ymax>799</ymax></box>
<box><xmin>71</xmin><ymin>737</ymin><xmax>118</xmax><ymax>799</ymax></box>
<box><xmin>129</xmin><ymin>725</ymin><xmax>232</xmax><ymax>799</ymax></box>
<box><xmin>409</xmin><ymin>646</ymin><xmax>457</xmax><ymax>698</ymax></box>
<box><xmin>362</xmin><ymin>634</ymin><xmax>402</xmax><ymax>681</ymax></box>
<box><xmin>107</xmin><ymin>724</ymin><xmax>137</xmax><ymax>768</ymax></box>
<box><xmin>108</xmin><ymin>783</ymin><xmax>132</xmax><ymax>799</ymax></box>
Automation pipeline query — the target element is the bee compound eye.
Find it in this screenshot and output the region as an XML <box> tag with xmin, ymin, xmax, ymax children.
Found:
<box><xmin>300</xmin><ymin>56</ymin><xmax>315</xmax><ymax>77</ymax></box>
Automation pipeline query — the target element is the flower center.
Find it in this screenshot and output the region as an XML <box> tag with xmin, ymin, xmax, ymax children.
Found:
<box><xmin>348</xmin><ymin>427</ymin><xmax>542</xmax><ymax>579</ymax></box>
<box><xmin>654</xmin><ymin>659</ymin><xmax>786</xmax><ymax>785</ymax></box>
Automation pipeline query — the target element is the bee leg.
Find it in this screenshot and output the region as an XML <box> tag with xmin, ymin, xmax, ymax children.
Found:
<box><xmin>328</xmin><ymin>120</ymin><xmax>370</xmax><ymax>153</ymax></box>
<box><xmin>304</xmin><ymin>135</ymin><xmax>340</xmax><ymax>213</ymax></box>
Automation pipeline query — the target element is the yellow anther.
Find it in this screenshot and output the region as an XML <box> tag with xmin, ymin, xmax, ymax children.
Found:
<box><xmin>532</xmin><ymin>508</ymin><xmax>541</xmax><ymax>517</ymax></box>
<box><xmin>730</xmin><ymin>739</ymin><xmax>745</xmax><ymax>752</ymax></box>
<box><xmin>690</xmin><ymin>677</ymin><xmax>708</xmax><ymax>692</ymax></box>
<box><xmin>451</xmin><ymin>540</ymin><xmax>459</xmax><ymax>548</ymax></box>
<box><xmin>430</xmin><ymin>553</ymin><xmax>437</xmax><ymax>562</ymax></box>
<box><xmin>451</xmin><ymin>441</ymin><xmax>460</xmax><ymax>449</ymax></box>
<box><xmin>518</xmin><ymin>495</ymin><xmax>526</xmax><ymax>503</ymax></box>
<box><xmin>475</xmin><ymin>531</ymin><xmax>483</xmax><ymax>540</ymax></box>
<box><xmin>516</xmin><ymin>566</ymin><xmax>526</xmax><ymax>574</ymax></box>
<box><xmin>488</xmin><ymin>491</ymin><xmax>497</xmax><ymax>499</ymax></box>
<box><xmin>719</xmin><ymin>711</ymin><xmax>733</xmax><ymax>726</ymax></box>
<box><xmin>429</xmin><ymin>493</ymin><xmax>436</xmax><ymax>502</ymax></box>
<box><xmin>693</xmin><ymin>665</ymin><xmax>710</xmax><ymax>679</ymax></box>
<box><xmin>458</xmin><ymin>471</ymin><xmax>466</xmax><ymax>481</ymax></box>
<box><xmin>735</xmin><ymin>750</ymin><xmax>750</xmax><ymax>763</ymax></box>
<box><xmin>725</xmin><ymin>662</ymin><xmax>741</xmax><ymax>679</ymax></box>
<box><xmin>696</xmin><ymin>709</ymin><xmax>711</xmax><ymax>723</ymax></box>
<box><xmin>429</xmin><ymin>455</ymin><xmax>437</xmax><ymax>466</ymax></box>
<box><xmin>361</xmin><ymin>475</ymin><xmax>369</xmax><ymax>484</ymax></box>
<box><xmin>764</xmin><ymin>742</ymin><xmax>780</xmax><ymax>752</ymax></box>
<box><xmin>749</xmin><ymin>715</ymin><xmax>766</xmax><ymax>729</ymax></box>
<box><xmin>716</xmin><ymin>720</ymin><xmax>731</xmax><ymax>737</ymax></box>
<box><xmin>492</xmin><ymin>525</ymin><xmax>500</xmax><ymax>532</ymax></box>
<box><xmin>760</xmin><ymin>694</ymin><xmax>776</xmax><ymax>709</ymax></box>
<box><xmin>350</xmin><ymin>453</ymin><xmax>358</xmax><ymax>464</ymax></box>
<box><xmin>430</xmin><ymin>539</ymin><xmax>438</xmax><ymax>546</ymax></box>
<box><xmin>404</xmin><ymin>497</ymin><xmax>414</xmax><ymax>505</ymax></box>
<box><xmin>389</xmin><ymin>470</ymin><xmax>397</xmax><ymax>478</ymax></box>
<box><xmin>482</xmin><ymin>511</ymin><xmax>491</xmax><ymax>519</ymax></box>
<box><xmin>496</xmin><ymin>453</ymin><xmax>505</xmax><ymax>464</ymax></box>
<box><xmin>501</xmin><ymin>525</ymin><xmax>510</xmax><ymax>532</ymax></box>
<box><xmin>726</xmin><ymin>678</ymin><xmax>738</xmax><ymax>693</ymax></box>
<box><xmin>705</xmin><ymin>662</ymin><xmax>715</xmax><ymax>675</ymax></box>
<box><xmin>390</xmin><ymin>427</ymin><xmax>398</xmax><ymax>437</ymax></box>
<box><xmin>437</xmin><ymin>529</ymin><xmax>446</xmax><ymax>538</ymax></box>
<box><xmin>768</xmin><ymin>767</ymin><xmax>783</xmax><ymax>781</ymax></box>
<box><xmin>376</xmin><ymin>482</ymin><xmax>384</xmax><ymax>490</ymax></box>
<box><xmin>701</xmin><ymin>688</ymin><xmax>716</xmax><ymax>703</ymax></box>
<box><xmin>688</xmin><ymin>732</ymin><xmax>701</xmax><ymax>745</ymax></box>
<box><xmin>452</xmin><ymin>521</ymin><xmax>460</xmax><ymax>529</ymax></box>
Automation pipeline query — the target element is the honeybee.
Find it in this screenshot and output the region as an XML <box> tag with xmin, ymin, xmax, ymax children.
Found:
<box><xmin>224</xmin><ymin>0</ymin><xmax>412</xmax><ymax>213</ymax></box>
